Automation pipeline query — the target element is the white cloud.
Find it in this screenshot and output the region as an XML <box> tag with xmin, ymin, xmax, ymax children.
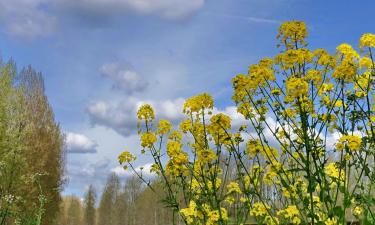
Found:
<box><xmin>87</xmin><ymin>97</ymin><xmax>185</xmax><ymax>137</ymax></box>
<box><xmin>112</xmin><ymin>163</ymin><xmax>154</xmax><ymax>178</ymax></box>
<box><xmin>0</xmin><ymin>0</ymin><xmax>56</xmax><ymax>38</ymax></box>
<box><xmin>57</xmin><ymin>0</ymin><xmax>205</xmax><ymax>20</ymax></box>
<box><xmin>100</xmin><ymin>62</ymin><xmax>148</xmax><ymax>94</ymax></box>
<box><xmin>66</xmin><ymin>132</ymin><xmax>98</xmax><ymax>153</ymax></box>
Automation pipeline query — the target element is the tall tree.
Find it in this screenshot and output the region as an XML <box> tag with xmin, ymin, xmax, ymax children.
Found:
<box><xmin>0</xmin><ymin>60</ymin><xmax>28</xmax><ymax>225</ymax></box>
<box><xmin>18</xmin><ymin>66</ymin><xmax>65</xmax><ymax>225</ymax></box>
<box><xmin>122</xmin><ymin>176</ymin><xmax>142</xmax><ymax>225</ymax></box>
<box><xmin>66</xmin><ymin>196</ymin><xmax>83</xmax><ymax>225</ymax></box>
<box><xmin>84</xmin><ymin>185</ymin><xmax>96</xmax><ymax>225</ymax></box>
<box><xmin>98</xmin><ymin>173</ymin><xmax>120</xmax><ymax>225</ymax></box>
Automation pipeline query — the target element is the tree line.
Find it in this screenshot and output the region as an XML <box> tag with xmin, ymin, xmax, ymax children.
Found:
<box><xmin>0</xmin><ymin>58</ymin><xmax>65</xmax><ymax>225</ymax></box>
<box><xmin>57</xmin><ymin>173</ymin><xmax>175</xmax><ymax>225</ymax></box>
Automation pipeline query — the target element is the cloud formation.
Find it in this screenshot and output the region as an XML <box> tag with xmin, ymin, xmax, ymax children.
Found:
<box><xmin>87</xmin><ymin>97</ymin><xmax>185</xmax><ymax>136</ymax></box>
<box><xmin>100</xmin><ymin>62</ymin><xmax>148</xmax><ymax>94</ymax></box>
<box><xmin>0</xmin><ymin>0</ymin><xmax>205</xmax><ymax>39</ymax></box>
<box><xmin>56</xmin><ymin>0</ymin><xmax>205</xmax><ymax>21</ymax></box>
<box><xmin>66</xmin><ymin>132</ymin><xmax>98</xmax><ymax>153</ymax></box>
<box><xmin>0</xmin><ymin>0</ymin><xmax>57</xmax><ymax>38</ymax></box>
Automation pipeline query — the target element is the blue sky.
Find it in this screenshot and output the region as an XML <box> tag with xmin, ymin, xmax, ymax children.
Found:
<box><xmin>0</xmin><ymin>0</ymin><xmax>373</xmax><ymax>196</ymax></box>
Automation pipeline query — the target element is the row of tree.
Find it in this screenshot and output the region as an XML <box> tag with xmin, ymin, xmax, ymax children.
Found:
<box><xmin>57</xmin><ymin>173</ymin><xmax>175</xmax><ymax>225</ymax></box>
<box><xmin>0</xmin><ymin>58</ymin><xmax>65</xmax><ymax>225</ymax></box>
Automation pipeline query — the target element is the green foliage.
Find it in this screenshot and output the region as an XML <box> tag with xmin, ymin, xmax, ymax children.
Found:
<box><xmin>0</xmin><ymin>60</ymin><xmax>65</xmax><ymax>225</ymax></box>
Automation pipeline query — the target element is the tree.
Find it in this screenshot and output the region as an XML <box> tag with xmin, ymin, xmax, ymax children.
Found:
<box><xmin>66</xmin><ymin>196</ymin><xmax>83</xmax><ymax>225</ymax></box>
<box><xmin>98</xmin><ymin>173</ymin><xmax>120</xmax><ymax>225</ymax></box>
<box><xmin>18</xmin><ymin>66</ymin><xmax>65</xmax><ymax>225</ymax></box>
<box><xmin>0</xmin><ymin>60</ymin><xmax>28</xmax><ymax>225</ymax></box>
<box><xmin>0</xmin><ymin>62</ymin><xmax>65</xmax><ymax>225</ymax></box>
<box><xmin>84</xmin><ymin>185</ymin><xmax>96</xmax><ymax>225</ymax></box>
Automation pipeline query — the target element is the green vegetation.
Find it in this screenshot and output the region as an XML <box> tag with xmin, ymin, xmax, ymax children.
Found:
<box><xmin>0</xmin><ymin>60</ymin><xmax>64</xmax><ymax>225</ymax></box>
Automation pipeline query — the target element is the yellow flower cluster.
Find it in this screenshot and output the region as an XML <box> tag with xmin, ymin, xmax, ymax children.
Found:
<box><xmin>140</xmin><ymin>132</ymin><xmax>157</xmax><ymax>148</ymax></box>
<box><xmin>165</xmin><ymin>140</ymin><xmax>188</xmax><ymax>176</ymax></box>
<box><xmin>245</xmin><ymin>138</ymin><xmax>278</xmax><ymax>159</ymax></box>
<box><xmin>318</xmin><ymin>83</ymin><xmax>334</xmax><ymax>96</ymax></box>
<box><xmin>226</xmin><ymin>181</ymin><xmax>241</xmax><ymax>194</ymax></box>
<box><xmin>332</xmin><ymin>57</ymin><xmax>358</xmax><ymax>81</ymax></box>
<box><xmin>157</xmin><ymin>119</ymin><xmax>172</xmax><ymax>135</ymax></box>
<box><xmin>118</xmin><ymin>151</ymin><xmax>136</xmax><ymax>164</ymax></box>
<box><xmin>248</xmin><ymin>58</ymin><xmax>275</xmax><ymax>86</ymax></box>
<box><xmin>183</xmin><ymin>93</ymin><xmax>214</xmax><ymax>114</ymax></box>
<box><xmin>355</xmin><ymin>71</ymin><xmax>372</xmax><ymax>97</ymax></box>
<box><xmin>336</xmin><ymin>134</ymin><xmax>362</xmax><ymax>151</ymax></box>
<box><xmin>250</xmin><ymin>202</ymin><xmax>270</xmax><ymax>217</ymax></box>
<box><xmin>180</xmin><ymin>202</ymin><xmax>228</xmax><ymax>225</ymax></box>
<box><xmin>304</xmin><ymin>69</ymin><xmax>322</xmax><ymax>85</ymax></box>
<box><xmin>325</xmin><ymin>163</ymin><xmax>345</xmax><ymax>181</ymax></box>
<box><xmin>277</xmin><ymin>205</ymin><xmax>301</xmax><ymax>224</ymax></box>
<box><xmin>359</xmin><ymin>33</ymin><xmax>375</xmax><ymax>48</ymax></box>
<box><xmin>336</xmin><ymin>43</ymin><xmax>359</xmax><ymax>59</ymax></box>
<box><xmin>207</xmin><ymin>113</ymin><xmax>232</xmax><ymax>144</ymax></box>
<box><xmin>232</xmin><ymin>58</ymin><xmax>276</xmax><ymax>105</ymax></box>
<box><xmin>137</xmin><ymin>104</ymin><xmax>154</xmax><ymax>121</ymax></box>
<box><xmin>275</xmin><ymin>48</ymin><xmax>313</xmax><ymax>70</ymax></box>
<box><xmin>180</xmin><ymin>201</ymin><xmax>200</xmax><ymax>224</ymax></box>
<box><xmin>205</xmin><ymin>207</ymin><xmax>228</xmax><ymax>225</ymax></box>
<box><xmin>353</xmin><ymin>206</ymin><xmax>363</xmax><ymax>217</ymax></box>
<box><xmin>277</xmin><ymin>20</ymin><xmax>308</xmax><ymax>48</ymax></box>
<box><xmin>285</xmin><ymin>76</ymin><xmax>309</xmax><ymax>101</ymax></box>
<box><xmin>325</xmin><ymin>217</ymin><xmax>338</xmax><ymax>225</ymax></box>
<box><xmin>313</xmin><ymin>48</ymin><xmax>335</xmax><ymax>68</ymax></box>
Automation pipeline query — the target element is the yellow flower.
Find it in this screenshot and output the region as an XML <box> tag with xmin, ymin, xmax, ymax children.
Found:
<box><xmin>277</xmin><ymin>205</ymin><xmax>300</xmax><ymax>224</ymax></box>
<box><xmin>166</xmin><ymin>141</ymin><xmax>182</xmax><ymax>157</ymax></box>
<box><xmin>318</xmin><ymin>83</ymin><xmax>334</xmax><ymax>96</ymax></box>
<box><xmin>248</xmin><ymin>58</ymin><xmax>275</xmax><ymax>85</ymax></box>
<box><xmin>305</xmin><ymin>69</ymin><xmax>322</xmax><ymax>85</ymax></box>
<box><xmin>313</xmin><ymin>48</ymin><xmax>335</xmax><ymax>67</ymax></box>
<box><xmin>210</xmin><ymin>113</ymin><xmax>231</xmax><ymax>130</ymax></box>
<box><xmin>225</xmin><ymin>196</ymin><xmax>235</xmax><ymax>205</ymax></box>
<box><xmin>337</xmin><ymin>135</ymin><xmax>362</xmax><ymax>151</ymax></box>
<box><xmin>275</xmin><ymin>49</ymin><xmax>313</xmax><ymax>69</ymax></box>
<box><xmin>359</xmin><ymin>57</ymin><xmax>372</xmax><ymax>69</ymax></box>
<box><xmin>157</xmin><ymin>119</ymin><xmax>172</xmax><ymax>135</ymax></box>
<box><xmin>183</xmin><ymin>93</ymin><xmax>214</xmax><ymax>114</ymax></box>
<box><xmin>246</xmin><ymin>139</ymin><xmax>278</xmax><ymax>159</ymax></box>
<box><xmin>250</xmin><ymin>202</ymin><xmax>270</xmax><ymax>217</ymax></box>
<box><xmin>179</xmin><ymin>119</ymin><xmax>192</xmax><ymax>133</ymax></box>
<box><xmin>137</xmin><ymin>104</ymin><xmax>154</xmax><ymax>121</ymax></box>
<box><xmin>197</xmin><ymin>148</ymin><xmax>217</xmax><ymax>164</ymax></box>
<box><xmin>180</xmin><ymin>201</ymin><xmax>198</xmax><ymax>224</ymax></box>
<box><xmin>332</xmin><ymin>59</ymin><xmax>358</xmax><ymax>81</ymax></box>
<box><xmin>271</xmin><ymin>88</ymin><xmax>282</xmax><ymax>95</ymax></box>
<box><xmin>277</xmin><ymin>21</ymin><xmax>307</xmax><ymax>48</ymax></box>
<box><xmin>226</xmin><ymin>181</ymin><xmax>242</xmax><ymax>194</ymax></box>
<box><xmin>325</xmin><ymin>217</ymin><xmax>337</xmax><ymax>225</ymax></box>
<box><xmin>359</xmin><ymin>33</ymin><xmax>375</xmax><ymax>48</ymax></box>
<box><xmin>285</xmin><ymin>76</ymin><xmax>309</xmax><ymax>98</ymax></box>
<box><xmin>140</xmin><ymin>132</ymin><xmax>157</xmax><ymax>148</ymax></box>
<box><xmin>325</xmin><ymin>163</ymin><xmax>345</xmax><ymax>180</ymax></box>
<box><xmin>353</xmin><ymin>206</ymin><xmax>362</xmax><ymax>217</ymax></box>
<box><xmin>355</xmin><ymin>71</ymin><xmax>371</xmax><ymax>95</ymax></box>
<box><xmin>168</xmin><ymin>130</ymin><xmax>182</xmax><ymax>141</ymax></box>
<box><xmin>118</xmin><ymin>151</ymin><xmax>136</xmax><ymax>165</ymax></box>
<box><xmin>284</xmin><ymin>108</ymin><xmax>296</xmax><ymax>118</ymax></box>
<box><xmin>336</xmin><ymin>43</ymin><xmax>359</xmax><ymax>59</ymax></box>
